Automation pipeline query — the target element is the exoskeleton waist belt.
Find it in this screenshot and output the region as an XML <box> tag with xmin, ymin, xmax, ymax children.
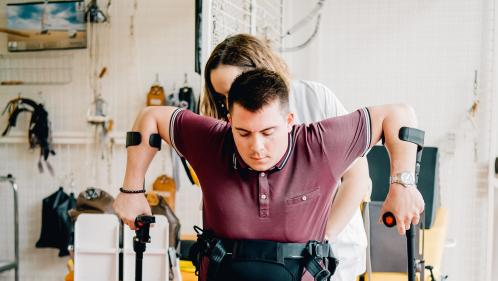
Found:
<box><xmin>190</xmin><ymin>227</ymin><xmax>338</xmax><ymax>281</ymax></box>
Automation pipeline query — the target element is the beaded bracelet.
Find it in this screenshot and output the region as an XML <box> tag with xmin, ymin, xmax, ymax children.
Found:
<box><xmin>119</xmin><ymin>187</ymin><xmax>146</xmax><ymax>194</ymax></box>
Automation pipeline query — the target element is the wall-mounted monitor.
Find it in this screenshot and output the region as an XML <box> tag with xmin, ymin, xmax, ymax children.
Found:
<box><xmin>7</xmin><ymin>0</ymin><xmax>86</xmax><ymax>52</ymax></box>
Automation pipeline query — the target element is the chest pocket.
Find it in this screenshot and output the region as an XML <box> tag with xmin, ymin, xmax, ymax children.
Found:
<box><xmin>285</xmin><ymin>187</ymin><xmax>320</xmax><ymax>207</ymax></box>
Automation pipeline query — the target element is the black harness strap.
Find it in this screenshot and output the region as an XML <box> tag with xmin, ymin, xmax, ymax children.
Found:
<box><xmin>303</xmin><ymin>241</ymin><xmax>338</xmax><ymax>281</ymax></box>
<box><xmin>206</xmin><ymin>240</ymin><xmax>228</xmax><ymax>281</ymax></box>
<box><xmin>190</xmin><ymin>227</ymin><xmax>338</xmax><ymax>281</ymax></box>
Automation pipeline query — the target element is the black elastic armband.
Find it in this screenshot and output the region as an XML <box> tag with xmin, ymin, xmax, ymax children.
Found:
<box><xmin>126</xmin><ymin>131</ymin><xmax>141</xmax><ymax>148</ymax></box>
<box><xmin>126</xmin><ymin>131</ymin><xmax>161</xmax><ymax>150</ymax></box>
<box><xmin>149</xmin><ymin>133</ymin><xmax>161</xmax><ymax>151</ymax></box>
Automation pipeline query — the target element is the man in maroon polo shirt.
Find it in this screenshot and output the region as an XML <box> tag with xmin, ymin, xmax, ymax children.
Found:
<box><xmin>114</xmin><ymin>69</ymin><xmax>424</xmax><ymax>281</ymax></box>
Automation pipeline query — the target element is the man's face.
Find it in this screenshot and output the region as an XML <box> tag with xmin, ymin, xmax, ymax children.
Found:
<box><xmin>230</xmin><ymin>100</ymin><xmax>294</xmax><ymax>171</ymax></box>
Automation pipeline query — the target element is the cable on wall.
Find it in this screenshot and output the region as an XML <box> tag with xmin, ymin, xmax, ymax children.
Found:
<box><xmin>280</xmin><ymin>0</ymin><xmax>325</xmax><ymax>52</ymax></box>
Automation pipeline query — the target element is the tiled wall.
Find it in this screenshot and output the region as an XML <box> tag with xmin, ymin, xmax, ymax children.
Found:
<box><xmin>283</xmin><ymin>0</ymin><xmax>494</xmax><ymax>280</ymax></box>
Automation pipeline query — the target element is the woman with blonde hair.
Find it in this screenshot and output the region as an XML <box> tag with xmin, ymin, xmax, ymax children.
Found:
<box><xmin>200</xmin><ymin>33</ymin><xmax>371</xmax><ymax>281</ymax></box>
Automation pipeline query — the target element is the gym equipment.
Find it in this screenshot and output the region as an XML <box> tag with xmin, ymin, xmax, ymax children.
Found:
<box><xmin>382</xmin><ymin>127</ymin><xmax>425</xmax><ymax>281</ymax></box>
<box><xmin>0</xmin><ymin>174</ymin><xmax>19</xmax><ymax>281</ymax></box>
<box><xmin>68</xmin><ymin>187</ymin><xmax>115</xmax><ymax>219</ymax></box>
<box><xmin>133</xmin><ymin>215</ymin><xmax>155</xmax><ymax>281</ymax></box>
<box><xmin>146</xmin><ymin>75</ymin><xmax>166</xmax><ymax>106</ymax></box>
<box><xmin>1</xmin><ymin>97</ymin><xmax>56</xmax><ymax>173</ymax></box>
<box><xmin>36</xmin><ymin>187</ymin><xmax>70</xmax><ymax>249</ymax></box>
<box><xmin>147</xmin><ymin>192</ymin><xmax>180</xmax><ymax>249</ymax></box>
<box><xmin>151</xmin><ymin>175</ymin><xmax>176</xmax><ymax>210</ymax></box>
<box><xmin>85</xmin><ymin>0</ymin><xmax>107</xmax><ymax>23</ymax></box>
<box><xmin>178</xmin><ymin>74</ymin><xmax>197</xmax><ymax>113</ymax></box>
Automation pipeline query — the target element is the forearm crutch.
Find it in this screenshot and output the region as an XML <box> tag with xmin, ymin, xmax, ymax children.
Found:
<box><xmin>382</xmin><ymin>127</ymin><xmax>425</xmax><ymax>281</ymax></box>
<box><xmin>134</xmin><ymin>215</ymin><xmax>155</xmax><ymax>281</ymax></box>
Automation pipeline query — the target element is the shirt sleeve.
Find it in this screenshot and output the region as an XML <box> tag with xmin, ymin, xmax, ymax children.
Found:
<box><xmin>169</xmin><ymin>109</ymin><xmax>228</xmax><ymax>168</ymax></box>
<box><xmin>332</xmin><ymin>93</ymin><xmax>348</xmax><ymax>116</ymax></box>
<box><xmin>309</xmin><ymin>108</ymin><xmax>371</xmax><ymax>178</ymax></box>
<box><xmin>321</xmin><ymin>84</ymin><xmax>348</xmax><ymax>117</ymax></box>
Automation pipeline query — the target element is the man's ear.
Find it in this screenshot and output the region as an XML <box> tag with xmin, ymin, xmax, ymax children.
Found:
<box><xmin>287</xmin><ymin>112</ymin><xmax>294</xmax><ymax>132</ymax></box>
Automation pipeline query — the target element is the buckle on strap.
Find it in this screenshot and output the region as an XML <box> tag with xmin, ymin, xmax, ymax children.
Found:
<box><xmin>307</xmin><ymin>241</ymin><xmax>330</xmax><ymax>258</ymax></box>
<box><xmin>305</xmin><ymin>241</ymin><xmax>337</xmax><ymax>281</ymax></box>
<box><xmin>315</xmin><ymin>269</ymin><xmax>331</xmax><ymax>281</ymax></box>
<box><xmin>191</xmin><ymin>226</ymin><xmax>228</xmax><ymax>280</ymax></box>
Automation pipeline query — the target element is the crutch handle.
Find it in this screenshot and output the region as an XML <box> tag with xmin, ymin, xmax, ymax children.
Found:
<box><xmin>382</xmin><ymin>212</ymin><xmax>396</xmax><ymax>227</ymax></box>
<box><xmin>133</xmin><ymin>215</ymin><xmax>155</xmax><ymax>281</ymax></box>
<box><xmin>134</xmin><ymin>215</ymin><xmax>155</xmax><ymax>244</ymax></box>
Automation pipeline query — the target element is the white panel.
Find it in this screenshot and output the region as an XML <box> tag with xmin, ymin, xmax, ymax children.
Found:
<box><xmin>74</xmin><ymin>214</ymin><xmax>120</xmax><ymax>281</ymax></box>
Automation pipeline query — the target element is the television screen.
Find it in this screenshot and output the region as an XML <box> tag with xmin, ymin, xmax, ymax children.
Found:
<box><xmin>7</xmin><ymin>0</ymin><xmax>86</xmax><ymax>52</ymax></box>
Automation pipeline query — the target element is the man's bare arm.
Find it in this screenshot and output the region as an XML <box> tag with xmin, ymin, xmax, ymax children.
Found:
<box><xmin>368</xmin><ymin>104</ymin><xmax>425</xmax><ymax>235</ymax></box>
<box><xmin>114</xmin><ymin>106</ymin><xmax>178</xmax><ymax>229</ymax></box>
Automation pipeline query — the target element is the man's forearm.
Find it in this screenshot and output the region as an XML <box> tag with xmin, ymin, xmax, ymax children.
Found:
<box><xmin>114</xmin><ymin>106</ymin><xmax>178</xmax><ymax>230</ymax></box>
<box><xmin>122</xmin><ymin>106</ymin><xmax>177</xmax><ymax>189</ymax></box>
<box><xmin>325</xmin><ymin>157</ymin><xmax>371</xmax><ymax>241</ymax></box>
<box><xmin>367</xmin><ymin>104</ymin><xmax>424</xmax><ymax>234</ymax></box>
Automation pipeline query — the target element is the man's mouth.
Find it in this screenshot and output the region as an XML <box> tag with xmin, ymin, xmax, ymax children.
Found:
<box><xmin>250</xmin><ymin>156</ymin><xmax>267</xmax><ymax>161</ymax></box>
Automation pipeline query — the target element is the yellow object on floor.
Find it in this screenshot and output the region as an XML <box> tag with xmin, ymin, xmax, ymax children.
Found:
<box><xmin>181</xmin><ymin>260</ymin><xmax>197</xmax><ymax>281</ymax></box>
<box><xmin>181</xmin><ymin>271</ymin><xmax>198</xmax><ymax>281</ymax></box>
<box><xmin>180</xmin><ymin>260</ymin><xmax>196</xmax><ymax>273</ymax></box>
<box><xmin>364</xmin><ymin>272</ymin><xmax>419</xmax><ymax>281</ymax></box>
<box><xmin>64</xmin><ymin>258</ymin><xmax>74</xmax><ymax>281</ymax></box>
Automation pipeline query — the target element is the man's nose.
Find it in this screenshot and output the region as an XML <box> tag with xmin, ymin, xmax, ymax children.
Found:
<box><xmin>250</xmin><ymin>135</ymin><xmax>265</xmax><ymax>153</ymax></box>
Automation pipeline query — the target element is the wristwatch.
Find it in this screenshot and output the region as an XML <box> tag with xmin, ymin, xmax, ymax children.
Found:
<box><xmin>389</xmin><ymin>171</ymin><xmax>416</xmax><ymax>188</ymax></box>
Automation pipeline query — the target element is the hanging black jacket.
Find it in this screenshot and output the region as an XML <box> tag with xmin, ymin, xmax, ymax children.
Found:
<box><xmin>36</xmin><ymin>187</ymin><xmax>69</xmax><ymax>250</ymax></box>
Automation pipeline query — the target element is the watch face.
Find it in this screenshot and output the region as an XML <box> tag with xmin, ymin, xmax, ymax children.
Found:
<box><xmin>400</xmin><ymin>172</ymin><xmax>414</xmax><ymax>183</ymax></box>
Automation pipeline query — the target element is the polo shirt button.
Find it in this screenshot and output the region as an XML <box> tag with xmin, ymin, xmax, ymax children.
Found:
<box><xmin>261</xmin><ymin>194</ymin><xmax>267</xmax><ymax>200</ymax></box>
<box><xmin>302</xmin><ymin>195</ymin><xmax>307</xmax><ymax>201</ymax></box>
<box><xmin>260</xmin><ymin>172</ymin><xmax>266</xmax><ymax>177</ymax></box>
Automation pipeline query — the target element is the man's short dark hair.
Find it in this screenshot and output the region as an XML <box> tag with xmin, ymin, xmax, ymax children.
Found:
<box><xmin>228</xmin><ymin>68</ymin><xmax>289</xmax><ymax>113</ymax></box>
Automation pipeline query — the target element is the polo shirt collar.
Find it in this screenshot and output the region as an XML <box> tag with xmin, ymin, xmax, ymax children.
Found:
<box><xmin>232</xmin><ymin>128</ymin><xmax>295</xmax><ymax>171</ymax></box>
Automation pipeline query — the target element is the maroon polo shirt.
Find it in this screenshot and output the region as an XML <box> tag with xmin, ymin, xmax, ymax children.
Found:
<box><xmin>170</xmin><ymin>107</ymin><xmax>371</xmax><ymax>243</ymax></box>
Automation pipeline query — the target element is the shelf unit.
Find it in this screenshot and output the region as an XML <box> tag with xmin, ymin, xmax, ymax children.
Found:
<box><xmin>0</xmin><ymin>54</ymin><xmax>73</xmax><ymax>85</ymax></box>
<box><xmin>0</xmin><ymin>174</ymin><xmax>19</xmax><ymax>281</ymax></box>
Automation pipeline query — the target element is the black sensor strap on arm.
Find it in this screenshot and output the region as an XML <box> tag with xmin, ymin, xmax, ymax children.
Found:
<box><xmin>149</xmin><ymin>133</ymin><xmax>162</xmax><ymax>151</ymax></box>
<box><xmin>126</xmin><ymin>131</ymin><xmax>162</xmax><ymax>150</ymax></box>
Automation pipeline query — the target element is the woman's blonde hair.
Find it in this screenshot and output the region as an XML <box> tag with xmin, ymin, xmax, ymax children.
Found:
<box><xmin>201</xmin><ymin>34</ymin><xmax>290</xmax><ymax>119</ymax></box>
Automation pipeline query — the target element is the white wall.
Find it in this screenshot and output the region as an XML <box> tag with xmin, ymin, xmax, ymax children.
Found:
<box><xmin>283</xmin><ymin>0</ymin><xmax>493</xmax><ymax>280</ymax></box>
<box><xmin>0</xmin><ymin>1</ymin><xmax>202</xmax><ymax>280</ymax></box>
